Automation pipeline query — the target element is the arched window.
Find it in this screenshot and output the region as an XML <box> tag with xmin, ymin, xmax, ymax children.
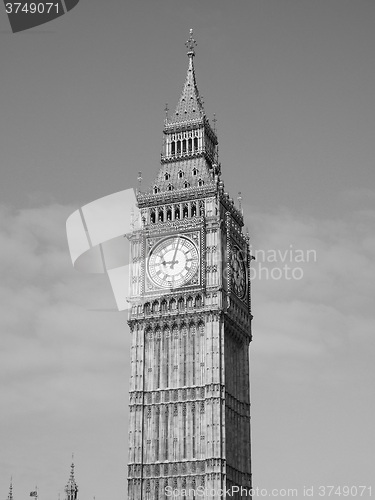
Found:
<box><xmin>188</xmin><ymin>138</ymin><xmax>192</xmax><ymax>152</ymax></box>
<box><xmin>192</xmin><ymin>168</ymin><xmax>198</xmax><ymax>176</ymax></box>
<box><xmin>195</xmin><ymin>295</ymin><xmax>202</xmax><ymax>308</ymax></box>
<box><xmin>178</xmin><ymin>170</ymin><xmax>184</xmax><ymax>178</ymax></box>
<box><xmin>184</xmin><ymin>181</ymin><xmax>190</xmax><ymax>189</ymax></box>
<box><xmin>175</xmin><ymin>207</ymin><xmax>180</xmax><ymax>219</ymax></box>
<box><xmin>150</xmin><ymin>211</ymin><xmax>156</xmax><ymax>223</ymax></box>
<box><xmin>171</xmin><ymin>141</ymin><xmax>175</xmax><ymax>155</ymax></box>
<box><xmin>198</xmin><ymin>179</ymin><xmax>204</xmax><ymax>187</ymax></box>
<box><xmin>182</xmin><ymin>139</ymin><xmax>187</xmax><ymax>153</ymax></box>
<box><xmin>161</xmin><ymin>300</ymin><xmax>168</xmax><ymax>312</ymax></box>
<box><xmin>166</xmin><ymin>208</ymin><xmax>172</xmax><ymax>220</ymax></box>
<box><xmin>158</xmin><ymin>210</ymin><xmax>164</xmax><ymax>222</ymax></box>
<box><xmin>187</xmin><ymin>297</ymin><xmax>193</xmax><ymax>308</ymax></box>
<box><xmin>183</xmin><ymin>206</ymin><xmax>188</xmax><ymax>218</ymax></box>
<box><xmin>199</xmin><ymin>201</ymin><xmax>205</xmax><ymax>216</ymax></box>
<box><xmin>170</xmin><ymin>299</ymin><xmax>176</xmax><ymax>311</ymax></box>
<box><xmin>177</xmin><ymin>141</ymin><xmax>181</xmax><ymax>154</ymax></box>
<box><xmin>164</xmin><ymin>172</ymin><xmax>170</xmax><ymax>180</ymax></box>
<box><xmin>178</xmin><ymin>298</ymin><xmax>184</xmax><ymax>311</ymax></box>
<box><xmin>144</xmin><ymin>302</ymin><xmax>151</xmax><ymax>314</ymax></box>
<box><xmin>168</xmin><ymin>184</ymin><xmax>173</xmax><ymax>191</ymax></box>
<box><xmin>191</xmin><ymin>203</ymin><xmax>197</xmax><ymax>217</ymax></box>
<box><xmin>153</xmin><ymin>186</ymin><xmax>159</xmax><ymax>194</ymax></box>
<box><xmin>194</xmin><ymin>137</ymin><xmax>198</xmax><ymax>151</ymax></box>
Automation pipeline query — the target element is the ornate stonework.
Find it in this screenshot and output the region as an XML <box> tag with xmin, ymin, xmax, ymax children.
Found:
<box><xmin>127</xmin><ymin>31</ymin><xmax>252</xmax><ymax>500</ymax></box>
<box><xmin>65</xmin><ymin>462</ymin><xmax>78</xmax><ymax>500</ymax></box>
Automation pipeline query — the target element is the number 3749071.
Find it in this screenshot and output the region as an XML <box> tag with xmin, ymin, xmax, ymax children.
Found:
<box><xmin>5</xmin><ymin>3</ymin><xmax>60</xmax><ymax>14</ymax></box>
<box><xmin>318</xmin><ymin>485</ymin><xmax>372</xmax><ymax>497</ymax></box>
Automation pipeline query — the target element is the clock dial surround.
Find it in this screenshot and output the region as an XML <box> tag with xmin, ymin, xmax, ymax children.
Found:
<box><xmin>147</xmin><ymin>235</ymin><xmax>199</xmax><ymax>289</ymax></box>
<box><xmin>231</xmin><ymin>245</ymin><xmax>247</xmax><ymax>299</ymax></box>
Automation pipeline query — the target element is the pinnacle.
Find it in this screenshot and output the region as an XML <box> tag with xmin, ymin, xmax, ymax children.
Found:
<box><xmin>167</xmin><ymin>32</ymin><xmax>205</xmax><ymax>126</ymax></box>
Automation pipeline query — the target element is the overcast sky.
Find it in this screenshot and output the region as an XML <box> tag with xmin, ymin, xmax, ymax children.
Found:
<box><xmin>0</xmin><ymin>1</ymin><xmax>374</xmax><ymax>499</ymax></box>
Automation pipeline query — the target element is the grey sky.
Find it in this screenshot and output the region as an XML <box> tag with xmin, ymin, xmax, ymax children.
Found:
<box><xmin>0</xmin><ymin>1</ymin><xmax>374</xmax><ymax>499</ymax></box>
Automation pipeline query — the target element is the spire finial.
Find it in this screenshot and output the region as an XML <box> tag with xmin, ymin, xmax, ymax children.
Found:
<box><xmin>185</xmin><ymin>28</ymin><xmax>197</xmax><ymax>57</ymax></box>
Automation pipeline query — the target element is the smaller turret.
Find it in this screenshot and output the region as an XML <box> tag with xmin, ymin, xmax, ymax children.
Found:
<box><xmin>64</xmin><ymin>461</ymin><xmax>78</xmax><ymax>500</ymax></box>
<box><xmin>7</xmin><ymin>478</ymin><xmax>13</xmax><ymax>500</ymax></box>
<box><xmin>161</xmin><ymin>29</ymin><xmax>218</xmax><ymax>168</ymax></box>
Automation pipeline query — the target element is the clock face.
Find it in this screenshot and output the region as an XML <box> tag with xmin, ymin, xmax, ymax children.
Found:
<box><xmin>147</xmin><ymin>236</ymin><xmax>199</xmax><ymax>289</ymax></box>
<box><xmin>231</xmin><ymin>246</ymin><xmax>247</xmax><ymax>299</ymax></box>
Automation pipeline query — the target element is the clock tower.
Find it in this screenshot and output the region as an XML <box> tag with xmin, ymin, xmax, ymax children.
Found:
<box><xmin>127</xmin><ymin>30</ymin><xmax>252</xmax><ymax>499</ymax></box>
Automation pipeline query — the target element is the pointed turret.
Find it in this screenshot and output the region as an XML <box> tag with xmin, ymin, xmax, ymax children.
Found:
<box><xmin>64</xmin><ymin>461</ymin><xmax>78</xmax><ymax>500</ymax></box>
<box><xmin>136</xmin><ymin>29</ymin><xmax>220</xmax><ymax>204</ymax></box>
<box><xmin>168</xmin><ymin>29</ymin><xmax>205</xmax><ymax>125</ymax></box>
<box><xmin>7</xmin><ymin>478</ymin><xmax>13</xmax><ymax>500</ymax></box>
<box><xmin>160</xmin><ymin>29</ymin><xmax>218</xmax><ymax>169</ymax></box>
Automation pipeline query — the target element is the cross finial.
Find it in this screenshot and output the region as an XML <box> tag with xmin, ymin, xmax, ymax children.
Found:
<box><xmin>185</xmin><ymin>28</ymin><xmax>197</xmax><ymax>57</ymax></box>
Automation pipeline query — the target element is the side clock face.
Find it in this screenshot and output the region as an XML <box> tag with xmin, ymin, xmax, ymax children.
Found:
<box><xmin>147</xmin><ymin>236</ymin><xmax>199</xmax><ymax>289</ymax></box>
<box><xmin>231</xmin><ymin>246</ymin><xmax>247</xmax><ymax>299</ymax></box>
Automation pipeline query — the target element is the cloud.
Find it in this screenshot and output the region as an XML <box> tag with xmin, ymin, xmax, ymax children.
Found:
<box><xmin>1</xmin><ymin>201</ymin><xmax>374</xmax><ymax>497</ymax></box>
<box><xmin>0</xmin><ymin>203</ymin><xmax>128</xmax><ymax>379</ymax></box>
<box><xmin>246</xmin><ymin>205</ymin><xmax>375</xmax><ymax>367</ymax></box>
<box><xmin>0</xmin><ymin>203</ymin><xmax>130</xmax><ymax>497</ymax></box>
<box><xmin>340</xmin><ymin>186</ymin><xmax>375</xmax><ymax>204</ymax></box>
<box><xmin>246</xmin><ymin>206</ymin><xmax>375</xmax><ymax>492</ymax></box>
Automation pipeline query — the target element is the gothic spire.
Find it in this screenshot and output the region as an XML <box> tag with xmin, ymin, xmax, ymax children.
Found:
<box><xmin>7</xmin><ymin>478</ymin><xmax>13</xmax><ymax>500</ymax></box>
<box><xmin>139</xmin><ymin>29</ymin><xmax>219</xmax><ymax>199</ymax></box>
<box><xmin>64</xmin><ymin>459</ymin><xmax>78</xmax><ymax>500</ymax></box>
<box><xmin>167</xmin><ymin>29</ymin><xmax>205</xmax><ymax>125</ymax></box>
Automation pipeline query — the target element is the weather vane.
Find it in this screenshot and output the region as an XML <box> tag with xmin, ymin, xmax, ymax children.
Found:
<box><xmin>185</xmin><ymin>28</ymin><xmax>197</xmax><ymax>56</ymax></box>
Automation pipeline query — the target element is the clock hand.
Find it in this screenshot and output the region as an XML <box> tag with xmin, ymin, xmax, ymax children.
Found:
<box><xmin>162</xmin><ymin>260</ymin><xmax>179</xmax><ymax>266</ymax></box>
<box><xmin>170</xmin><ymin>237</ymin><xmax>180</xmax><ymax>269</ymax></box>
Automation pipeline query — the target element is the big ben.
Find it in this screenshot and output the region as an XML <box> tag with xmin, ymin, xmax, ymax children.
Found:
<box><xmin>127</xmin><ymin>30</ymin><xmax>252</xmax><ymax>499</ymax></box>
